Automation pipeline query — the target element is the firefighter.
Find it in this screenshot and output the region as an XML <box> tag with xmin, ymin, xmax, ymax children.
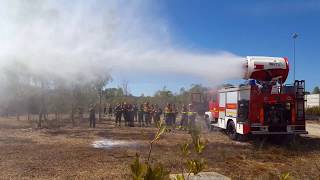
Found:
<box><xmin>103</xmin><ymin>105</ymin><xmax>106</xmax><ymax>115</ymax></box>
<box><xmin>127</xmin><ymin>103</ymin><xmax>135</xmax><ymax>127</ymax></box>
<box><xmin>138</xmin><ymin>104</ymin><xmax>144</xmax><ymax>127</ymax></box>
<box><xmin>108</xmin><ymin>104</ymin><xmax>113</xmax><ymax>118</ymax></box>
<box><xmin>153</xmin><ymin>104</ymin><xmax>162</xmax><ymax>127</ymax></box>
<box><xmin>133</xmin><ymin>104</ymin><xmax>138</xmax><ymax>122</ymax></box>
<box><xmin>187</xmin><ymin>104</ymin><xmax>197</xmax><ymax>129</ymax></box>
<box><xmin>148</xmin><ymin>103</ymin><xmax>154</xmax><ymax>125</ymax></box>
<box><xmin>89</xmin><ymin>104</ymin><xmax>96</xmax><ymax>128</ymax></box>
<box><xmin>144</xmin><ymin>102</ymin><xmax>152</xmax><ymax>127</ymax></box>
<box><xmin>115</xmin><ymin>103</ymin><xmax>122</xmax><ymax>127</ymax></box>
<box><xmin>123</xmin><ymin>102</ymin><xmax>129</xmax><ymax>126</ymax></box>
<box><xmin>164</xmin><ymin>103</ymin><xmax>174</xmax><ymax>127</ymax></box>
<box><xmin>150</xmin><ymin>104</ymin><xmax>155</xmax><ymax>124</ymax></box>
<box><xmin>172</xmin><ymin>104</ymin><xmax>178</xmax><ymax>127</ymax></box>
<box><xmin>180</xmin><ymin>104</ymin><xmax>188</xmax><ymax>128</ymax></box>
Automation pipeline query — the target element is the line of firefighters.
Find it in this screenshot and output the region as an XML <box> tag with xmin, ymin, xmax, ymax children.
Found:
<box><xmin>102</xmin><ymin>102</ymin><xmax>197</xmax><ymax>129</ymax></box>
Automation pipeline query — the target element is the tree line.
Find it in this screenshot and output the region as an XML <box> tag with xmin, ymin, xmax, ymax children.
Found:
<box><xmin>0</xmin><ymin>62</ymin><xmax>210</xmax><ymax>127</ymax></box>
<box><xmin>0</xmin><ymin>61</ymin><xmax>110</xmax><ymax>127</ymax></box>
<box><xmin>104</xmin><ymin>84</ymin><xmax>209</xmax><ymax>108</ymax></box>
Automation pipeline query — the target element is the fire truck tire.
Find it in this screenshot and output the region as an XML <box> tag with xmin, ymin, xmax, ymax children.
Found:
<box><xmin>237</xmin><ymin>134</ymin><xmax>249</xmax><ymax>141</ymax></box>
<box><xmin>282</xmin><ymin>134</ymin><xmax>297</xmax><ymax>142</ymax></box>
<box><xmin>227</xmin><ymin>120</ymin><xmax>238</xmax><ymax>140</ymax></box>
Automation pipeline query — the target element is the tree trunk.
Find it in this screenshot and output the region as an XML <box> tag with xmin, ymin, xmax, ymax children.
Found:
<box><xmin>78</xmin><ymin>108</ymin><xmax>83</xmax><ymax>123</ymax></box>
<box><xmin>71</xmin><ymin>104</ymin><xmax>75</xmax><ymax>127</ymax></box>
<box><xmin>38</xmin><ymin>112</ymin><xmax>42</xmax><ymax>128</ymax></box>
<box><xmin>99</xmin><ymin>89</ymin><xmax>102</xmax><ymax>121</ymax></box>
<box><xmin>38</xmin><ymin>80</ymin><xmax>46</xmax><ymax>128</ymax></box>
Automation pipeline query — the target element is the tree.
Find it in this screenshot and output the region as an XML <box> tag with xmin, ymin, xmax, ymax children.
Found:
<box><xmin>312</xmin><ymin>86</ymin><xmax>320</xmax><ymax>94</ymax></box>
<box><xmin>94</xmin><ymin>76</ymin><xmax>110</xmax><ymax>121</ymax></box>
<box><xmin>121</xmin><ymin>80</ymin><xmax>129</xmax><ymax>96</ymax></box>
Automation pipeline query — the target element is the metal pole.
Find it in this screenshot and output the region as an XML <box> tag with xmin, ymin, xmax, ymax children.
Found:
<box><xmin>293</xmin><ymin>37</ymin><xmax>295</xmax><ymax>82</ymax></box>
<box><xmin>292</xmin><ymin>33</ymin><xmax>298</xmax><ymax>83</ymax></box>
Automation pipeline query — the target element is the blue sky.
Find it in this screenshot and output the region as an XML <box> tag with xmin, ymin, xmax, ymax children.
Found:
<box><xmin>109</xmin><ymin>0</ymin><xmax>320</xmax><ymax>95</ymax></box>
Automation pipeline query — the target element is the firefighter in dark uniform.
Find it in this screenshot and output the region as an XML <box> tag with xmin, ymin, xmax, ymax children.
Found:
<box><xmin>128</xmin><ymin>103</ymin><xmax>135</xmax><ymax>127</ymax></box>
<box><xmin>89</xmin><ymin>104</ymin><xmax>96</xmax><ymax>128</ymax></box>
<box><xmin>153</xmin><ymin>104</ymin><xmax>162</xmax><ymax>127</ymax></box>
<box><xmin>115</xmin><ymin>103</ymin><xmax>122</xmax><ymax>127</ymax></box>
<box><xmin>164</xmin><ymin>103</ymin><xmax>174</xmax><ymax>127</ymax></box>
<box><xmin>180</xmin><ymin>104</ymin><xmax>188</xmax><ymax>128</ymax></box>
<box><xmin>108</xmin><ymin>105</ymin><xmax>113</xmax><ymax>118</ymax></box>
<box><xmin>138</xmin><ymin>104</ymin><xmax>145</xmax><ymax>127</ymax></box>
<box><xmin>172</xmin><ymin>104</ymin><xmax>178</xmax><ymax>127</ymax></box>
<box><xmin>144</xmin><ymin>102</ymin><xmax>152</xmax><ymax>127</ymax></box>
<box><xmin>103</xmin><ymin>105</ymin><xmax>107</xmax><ymax>115</ymax></box>
<box><xmin>123</xmin><ymin>102</ymin><xmax>129</xmax><ymax>126</ymax></box>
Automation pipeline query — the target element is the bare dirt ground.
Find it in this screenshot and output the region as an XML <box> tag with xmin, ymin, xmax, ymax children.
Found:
<box><xmin>307</xmin><ymin>122</ymin><xmax>320</xmax><ymax>138</ymax></box>
<box><xmin>0</xmin><ymin>117</ymin><xmax>320</xmax><ymax>179</ymax></box>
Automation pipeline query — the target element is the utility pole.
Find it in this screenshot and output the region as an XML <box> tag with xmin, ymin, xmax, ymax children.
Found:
<box><xmin>292</xmin><ymin>33</ymin><xmax>298</xmax><ymax>82</ymax></box>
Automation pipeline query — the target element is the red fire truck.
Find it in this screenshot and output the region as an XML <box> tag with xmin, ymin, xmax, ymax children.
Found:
<box><xmin>205</xmin><ymin>56</ymin><xmax>307</xmax><ymax>140</ymax></box>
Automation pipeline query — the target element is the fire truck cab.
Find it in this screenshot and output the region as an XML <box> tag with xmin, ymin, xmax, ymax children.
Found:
<box><xmin>205</xmin><ymin>56</ymin><xmax>308</xmax><ymax>140</ymax></box>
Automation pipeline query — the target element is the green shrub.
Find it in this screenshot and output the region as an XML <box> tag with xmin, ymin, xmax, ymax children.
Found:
<box><xmin>174</xmin><ymin>126</ymin><xmax>206</xmax><ymax>180</ymax></box>
<box><xmin>129</xmin><ymin>123</ymin><xmax>207</xmax><ymax>180</ymax></box>
<box><xmin>130</xmin><ymin>122</ymin><xmax>170</xmax><ymax>180</ymax></box>
<box><xmin>278</xmin><ymin>172</ymin><xmax>291</xmax><ymax>180</ymax></box>
<box><xmin>130</xmin><ymin>154</ymin><xmax>147</xmax><ymax>180</ymax></box>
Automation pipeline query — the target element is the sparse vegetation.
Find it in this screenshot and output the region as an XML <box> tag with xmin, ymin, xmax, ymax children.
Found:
<box><xmin>312</xmin><ymin>86</ymin><xmax>320</xmax><ymax>94</ymax></box>
<box><xmin>306</xmin><ymin>106</ymin><xmax>320</xmax><ymax>116</ymax></box>
<box><xmin>130</xmin><ymin>122</ymin><xmax>170</xmax><ymax>180</ymax></box>
<box><xmin>172</xmin><ymin>126</ymin><xmax>207</xmax><ymax>180</ymax></box>
<box><xmin>278</xmin><ymin>172</ymin><xmax>291</xmax><ymax>180</ymax></box>
<box><xmin>0</xmin><ymin>67</ymin><xmax>209</xmax><ymax>128</ymax></box>
<box><xmin>1</xmin><ymin>117</ymin><xmax>320</xmax><ymax>179</ymax></box>
<box><xmin>129</xmin><ymin>123</ymin><xmax>207</xmax><ymax>180</ymax></box>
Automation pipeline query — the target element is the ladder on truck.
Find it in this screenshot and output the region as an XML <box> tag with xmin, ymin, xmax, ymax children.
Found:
<box><xmin>294</xmin><ymin>80</ymin><xmax>305</xmax><ymax>122</ymax></box>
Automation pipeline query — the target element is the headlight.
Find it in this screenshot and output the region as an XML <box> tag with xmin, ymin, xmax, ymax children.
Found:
<box><xmin>286</xmin><ymin>103</ymin><xmax>291</xmax><ymax>110</ymax></box>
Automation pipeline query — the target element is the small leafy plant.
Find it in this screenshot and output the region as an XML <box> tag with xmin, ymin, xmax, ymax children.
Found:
<box><xmin>186</xmin><ymin>159</ymin><xmax>205</xmax><ymax>175</ymax></box>
<box><xmin>129</xmin><ymin>122</ymin><xmax>207</xmax><ymax>180</ymax></box>
<box><xmin>144</xmin><ymin>164</ymin><xmax>170</xmax><ymax>180</ymax></box>
<box><xmin>176</xmin><ymin>126</ymin><xmax>206</xmax><ymax>180</ymax></box>
<box><xmin>130</xmin><ymin>154</ymin><xmax>146</xmax><ymax>180</ymax></box>
<box><xmin>130</xmin><ymin>122</ymin><xmax>170</xmax><ymax>180</ymax></box>
<box><xmin>278</xmin><ymin>172</ymin><xmax>291</xmax><ymax>180</ymax></box>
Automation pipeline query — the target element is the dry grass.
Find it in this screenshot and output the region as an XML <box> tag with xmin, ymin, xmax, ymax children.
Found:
<box><xmin>0</xmin><ymin>117</ymin><xmax>320</xmax><ymax>179</ymax></box>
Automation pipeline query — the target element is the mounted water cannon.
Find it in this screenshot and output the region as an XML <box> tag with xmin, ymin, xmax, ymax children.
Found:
<box><xmin>243</xmin><ymin>56</ymin><xmax>289</xmax><ymax>83</ymax></box>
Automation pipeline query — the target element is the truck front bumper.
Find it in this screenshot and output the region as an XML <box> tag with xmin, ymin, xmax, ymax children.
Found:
<box><xmin>250</xmin><ymin>125</ymin><xmax>308</xmax><ymax>135</ymax></box>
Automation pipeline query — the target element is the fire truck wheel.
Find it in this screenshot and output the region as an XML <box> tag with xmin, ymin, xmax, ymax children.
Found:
<box><xmin>227</xmin><ymin>121</ymin><xmax>238</xmax><ymax>140</ymax></box>
<box><xmin>237</xmin><ymin>134</ymin><xmax>249</xmax><ymax>141</ymax></box>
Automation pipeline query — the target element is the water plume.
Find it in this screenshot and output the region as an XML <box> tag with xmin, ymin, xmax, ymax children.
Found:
<box><xmin>0</xmin><ymin>0</ymin><xmax>244</xmax><ymax>87</ymax></box>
